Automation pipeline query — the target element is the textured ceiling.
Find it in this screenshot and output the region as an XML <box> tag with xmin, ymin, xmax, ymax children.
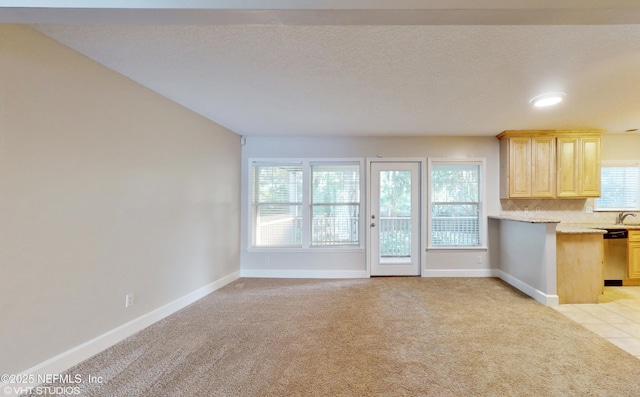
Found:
<box><xmin>3</xmin><ymin>1</ymin><xmax>640</xmax><ymax>137</ymax></box>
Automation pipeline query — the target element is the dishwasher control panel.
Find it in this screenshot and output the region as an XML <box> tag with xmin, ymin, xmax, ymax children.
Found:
<box><xmin>604</xmin><ymin>229</ymin><xmax>628</xmax><ymax>239</ymax></box>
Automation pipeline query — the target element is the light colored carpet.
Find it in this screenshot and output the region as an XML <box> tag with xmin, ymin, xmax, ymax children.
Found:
<box><xmin>31</xmin><ymin>277</ymin><xmax>640</xmax><ymax>396</ymax></box>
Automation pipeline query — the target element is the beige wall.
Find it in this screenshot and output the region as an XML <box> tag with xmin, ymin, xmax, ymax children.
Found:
<box><xmin>0</xmin><ymin>25</ymin><xmax>240</xmax><ymax>375</ymax></box>
<box><xmin>602</xmin><ymin>134</ymin><xmax>640</xmax><ymax>162</ymax></box>
<box><xmin>240</xmin><ymin>134</ymin><xmax>640</xmax><ymax>275</ymax></box>
<box><xmin>241</xmin><ymin>136</ymin><xmax>501</xmax><ymax>275</ymax></box>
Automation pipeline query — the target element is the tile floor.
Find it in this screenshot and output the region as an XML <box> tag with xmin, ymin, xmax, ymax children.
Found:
<box><xmin>554</xmin><ymin>286</ymin><xmax>640</xmax><ymax>359</ymax></box>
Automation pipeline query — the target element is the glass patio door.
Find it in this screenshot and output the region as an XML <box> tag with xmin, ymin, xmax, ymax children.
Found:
<box><xmin>369</xmin><ymin>162</ymin><xmax>420</xmax><ymax>276</ymax></box>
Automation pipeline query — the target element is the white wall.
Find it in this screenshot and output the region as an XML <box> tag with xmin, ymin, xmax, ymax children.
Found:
<box><xmin>489</xmin><ymin>218</ymin><xmax>558</xmax><ymax>305</ymax></box>
<box><xmin>241</xmin><ymin>136</ymin><xmax>500</xmax><ymax>277</ymax></box>
<box><xmin>0</xmin><ymin>25</ymin><xmax>241</xmax><ymax>376</ymax></box>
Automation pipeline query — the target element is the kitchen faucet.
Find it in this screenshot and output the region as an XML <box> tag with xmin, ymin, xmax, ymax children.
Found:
<box><xmin>616</xmin><ymin>211</ymin><xmax>637</xmax><ymax>224</ymax></box>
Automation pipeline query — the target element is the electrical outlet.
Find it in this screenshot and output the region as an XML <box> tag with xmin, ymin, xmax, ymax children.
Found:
<box><xmin>524</xmin><ymin>206</ymin><xmax>529</xmax><ymax>214</ymax></box>
<box><xmin>125</xmin><ymin>293</ymin><xmax>134</xmax><ymax>308</ymax></box>
<box><xmin>264</xmin><ymin>256</ymin><xmax>270</xmax><ymax>264</ymax></box>
<box><xmin>476</xmin><ymin>255</ymin><xmax>482</xmax><ymax>264</ymax></box>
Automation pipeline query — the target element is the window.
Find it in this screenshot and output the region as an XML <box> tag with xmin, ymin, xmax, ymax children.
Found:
<box><xmin>252</xmin><ymin>163</ymin><xmax>303</xmax><ymax>247</ymax></box>
<box><xmin>429</xmin><ymin>160</ymin><xmax>484</xmax><ymax>248</ymax></box>
<box><xmin>311</xmin><ymin>163</ymin><xmax>360</xmax><ymax>246</ymax></box>
<box><xmin>251</xmin><ymin>160</ymin><xmax>362</xmax><ymax>249</ymax></box>
<box><xmin>595</xmin><ymin>164</ymin><xmax>640</xmax><ymax>211</ymax></box>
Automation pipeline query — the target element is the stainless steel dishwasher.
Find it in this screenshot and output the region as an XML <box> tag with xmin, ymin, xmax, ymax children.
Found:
<box><xmin>603</xmin><ymin>229</ymin><xmax>628</xmax><ymax>286</ymax></box>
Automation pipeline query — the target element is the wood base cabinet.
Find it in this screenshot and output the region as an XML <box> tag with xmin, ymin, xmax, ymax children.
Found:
<box><xmin>627</xmin><ymin>231</ymin><xmax>640</xmax><ymax>282</ymax></box>
<box><xmin>556</xmin><ymin>233</ymin><xmax>604</xmax><ymax>304</ymax></box>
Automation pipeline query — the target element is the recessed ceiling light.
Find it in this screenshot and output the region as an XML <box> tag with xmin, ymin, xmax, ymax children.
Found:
<box><xmin>530</xmin><ymin>92</ymin><xmax>566</xmax><ymax>107</ymax></box>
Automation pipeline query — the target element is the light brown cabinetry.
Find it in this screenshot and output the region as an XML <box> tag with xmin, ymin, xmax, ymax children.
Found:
<box><xmin>627</xmin><ymin>231</ymin><xmax>640</xmax><ymax>280</ymax></box>
<box><xmin>556</xmin><ymin>233</ymin><xmax>603</xmax><ymax>304</ymax></box>
<box><xmin>556</xmin><ymin>135</ymin><xmax>601</xmax><ymax>198</ymax></box>
<box><xmin>498</xmin><ymin>133</ymin><xmax>555</xmax><ymax>198</ymax></box>
<box><xmin>498</xmin><ymin>130</ymin><xmax>603</xmax><ymax>199</ymax></box>
<box><xmin>505</xmin><ymin>136</ymin><xmax>531</xmax><ymax>197</ymax></box>
<box><xmin>531</xmin><ymin>136</ymin><xmax>556</xmax><ymax>198</ymax></box>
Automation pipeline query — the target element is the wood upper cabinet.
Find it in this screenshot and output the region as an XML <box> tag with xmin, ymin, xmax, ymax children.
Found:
<box><xmin>505</xmin><ymin>136</ymin><xmax>532</xmax><ymax>197</ymax></box>
<box><xmin>531</xmin><ymin>136</ymin><xmax>556</xmax><ymax>198</ymax></box>
<box><xmin>498</xmin><ymin>130</ymin><xmax>603</xmax><ymax>199</ymax></box>
<box><xmin>556</xmin><ymin>134</ymin><xmax>601</xmax><ymax>198</ymax></box>
<box><xmin>499</xmin><ymin>132</ymin><xmax>556</xmax><ymax>199</ymax></box>
<box><xmin>498</xmin><ymin>134</ymin><xmax>556</xmax><ymax>198</ymax></box>
<box><xmin>579</xmin><ymin>136</ymin><xmax>602</xmax><ymax>196</ymax></box>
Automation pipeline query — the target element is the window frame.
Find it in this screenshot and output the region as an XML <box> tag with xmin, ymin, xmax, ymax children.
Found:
<box><xmin>427</xmin><ymin>158</ymin><xmax>487</xmax><ymax>250</ymax></box>
<box><xmin>310</xmin><ymin>162</ymin><xmax>362</xmax><ymax>248</ymax></box>
<box><xmin>251</xmin><ymin>161</ymin><xmax>304</xmax><ymax>248</ymax></box>
<box><xmin>248</xmin><ymin>158</ymin><xmax>365</xmax><ymax>251</ymax></box>
<box><xmin>594</xmin><ymin>161</ymin><xmax>640</xmax><ymax>212</ymax></box>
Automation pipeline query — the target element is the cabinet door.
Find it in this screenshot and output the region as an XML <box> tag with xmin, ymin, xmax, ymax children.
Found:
<box><xmin>628</xmin><ymin>242</ymin><xmax>640</xmax><ymax>279</ymax></box>
<box><xmin>508</xmin><ymin>137</ymin><xmax>532</xmax><ymax>197</ymax></box>
<box><xmin>498</xmin><ymin>131</ymin><xmax>602</xmax><ymax>199</ymax></box>
<box><xmin>629</xmin><ymin>232</ymin><xmax>640</xmax><ymax>279</ymax></box>
<box><xmin>556</xmin><ymin>136</ymin><xmax>580</xmax><ymax>197</ymax></box>
<box><xmin>531</xmin><ymin>136</ymin><xmax>556</xmax><ymax>197</ymax></box>
<box><xmin>579</xmin><ymin>137</ymin><xmax>601</xmax><ymax>197</ymax></box>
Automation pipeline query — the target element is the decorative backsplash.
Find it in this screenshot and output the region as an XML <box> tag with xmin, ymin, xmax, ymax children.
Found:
<box><xmin>499</xmin><ymin>199</ymin><xmax>629</xmax><ymax>224</ymax></box>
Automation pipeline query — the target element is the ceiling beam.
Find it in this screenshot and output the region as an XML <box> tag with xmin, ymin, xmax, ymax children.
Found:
<box><xmin>2</xmin><ymin>0</ymin><xmax>640</xmax><ymax>25</ymax></box>
<box><xmin>3</xmin><ymin>0</ymin><xmax>640</xmax><ymax>10</ymax></box>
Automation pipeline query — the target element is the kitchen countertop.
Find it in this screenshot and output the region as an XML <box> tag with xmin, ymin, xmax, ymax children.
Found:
<box><xmin>556</xmin><ymin>225</ymin><xmax>606</xmax><ymax>235</ymax></box>
<box><xmin>557</xmin><ymin>223</ymin><xmax>640</xmax><ymax>234</ymax></box>
<box><xmin>488</xmin><ymin>215</ymin><xmax>561</xmax><ymax>224</ymax></box>
<box><xmin>488</xmin><ymin>216</ymin><xmax>640</xmax><ymax>234</ymax></box>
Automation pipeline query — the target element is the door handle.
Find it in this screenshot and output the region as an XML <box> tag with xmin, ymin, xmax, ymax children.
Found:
<box><xmin>371</xmin><ymin>223</ymin><xmax>376</xmax><ymax>227</ymax></box>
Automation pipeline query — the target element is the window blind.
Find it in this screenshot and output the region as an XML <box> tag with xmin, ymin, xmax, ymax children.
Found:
<box><xmin>250</xmin><ymin>160</ymin><xmax>362</xmax><ymax>249</ymax></box>
<box><xmin>310</xmin><ymin>163</ymin><xmax>360</xmax><ymax>246</ymax></box>
<box><xmin>430</xmin><ymin>163</ymin><xmax>481</xmax><ymax>247</ymax></box>
<box><xmin>252</xmin><ymin>163</ymin><xmax>303</xmax><ymax>247</ymax></box>
<box><xmin>596</xmin><ymin>166</ymin><xmax>640</xmax><ymax>211</ymax></box>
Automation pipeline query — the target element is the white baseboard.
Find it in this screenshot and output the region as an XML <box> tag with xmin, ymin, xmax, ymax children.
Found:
<box><xmin>243</xmin><ymin>268</ymin><xmax>499</xmax><ymax>279</ymax></box>
<box><xmin>2</xmin><ymin>271</ymin><xmax>240</xmax><ymax>397</ymax></box>
<box><xmin>422</xmin><ymin>269</ymin><xmax>500</xmax><ymax>278</ymax></box>
<box><xmin>244</xmin><ymin>269</ymin><xmax>501</xmax><ymax>279</ymax></box>
<box><xmin>241</xmin><ymin>269</ymin><xmax>368</xmax><ymax>279</ymax></box>
<box><xmin>498</xmin><ymin>270</ymin><xmax>559</xmax><ymax>306</ymax></box>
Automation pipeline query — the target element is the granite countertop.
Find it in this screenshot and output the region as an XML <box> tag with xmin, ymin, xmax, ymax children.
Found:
<box><xmin>557</xmin><ymin>223</ymin><xmax>640</xmax><ymax>234</ymax></box>
<box><xmin>488</xmin><ymin>215</ymin><xmax>560</xmax><ymax>224</ymax></box>
<box><xmin>488</xmin><ymin>216</ymin><xmax>640</xmax><ymax>234</ymax></box>
<box><xmin>556</xmin><ymin>225</ymin><xmax>606</xmax><ymax>235</ymax></box>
